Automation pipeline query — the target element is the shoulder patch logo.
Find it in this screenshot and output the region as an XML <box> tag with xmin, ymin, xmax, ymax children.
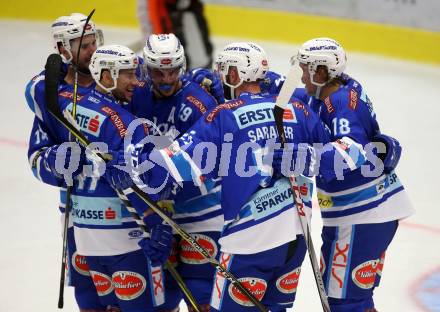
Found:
<box><xmin>59</xmin><ymin>91</ymin><xmax>84</xmax><ymax>102</ymax></box>
<box><xmin>324</xmin><ymin>97</ymin><xmax>334</xmax><ymax>113</ymax></box>
<box><xmin>349</xmin><ymin>89</ymin><xmax>358</xmax><ymax>110</ymax></box>
<box><xmin>205</xmin><ymin>99</ymin><xmax>245</xmax><ymax>122</ymax></box>
<box><xmin>101</xmin><ymin>106</ymin><xmax>127</xmax><ymax>137</ymax></box>
<box><xmin>186</xmin><ymin>95</ymin><xmax>207</xmax><ymax>114</ymax></box>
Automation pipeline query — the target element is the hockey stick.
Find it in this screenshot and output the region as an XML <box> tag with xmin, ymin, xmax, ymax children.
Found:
<box><xmin>273</xmin><ymin>65</ymin><xmax>331</xmax><ymax>312</ymax></box>
<box><xmin>51</xmin><ymin>9</ymin><xmax>96</xmax><ymax>309</ymax></box>
<box><xmin>46</xmin><ymin>55</ymin><xmax>71</xmax><ymax>309</ymax></box>
<box><xmin>45</xmin><ymin>54</ymin><xmax>201</xmax><ymax>312</ymax></box>
<box><xmin>116</xmin><ymin>190</ymin><xmax>201</xmax><ymax>312</ymax></box>
<box><xmin>44</xmin><ymin>53</ymin><xmax>268</xmax><ymax>312</ymax></box>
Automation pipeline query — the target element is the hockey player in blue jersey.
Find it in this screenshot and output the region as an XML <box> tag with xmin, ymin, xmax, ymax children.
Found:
<box><xmin>71</xmin><ymin>44</ymin><xmax>185</xmax><ymax>312</ymax></box>
<box><xmin>186</xmin><ymin>67</ymin><xmax>285</xmax><ymax>104</ymax></box>
<box><xmin>130</xmin><ymin>33</ymin><xmax>220</xmax><ymax>312</ymax></box>
<box><xmin>183</xmin><ymin>67</ymin><xmax>225</xmax><ymax>105</ymax></box>
<box><xmin>288</xmin><ymin>37</ymin><xmax>414</xmax><ymax>312</ymax></box>
<box><xmin>131</xmin><ymin>33</ymin><xmax>218</xmax><ymax>136</ymax></box>
<box><xmin>29</xmin><ymin>42</ymin><xmax>182</xmax><ymax>311</ymax></box>
<box><xmin>25</xmin><ymin>13</ymin><xmax>108</xmax><ymax>312</ymax></box>
<box><xmin>106</xmin><ymin>42</ymin><xmax>332</xmax><ymax>311</ymax></box>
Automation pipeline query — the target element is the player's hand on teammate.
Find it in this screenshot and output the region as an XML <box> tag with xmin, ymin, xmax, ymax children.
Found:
<box><xmin>138</xmin><ymin>224</ymin><xmax>173</xmax><ymax>266</ymax></box>
<box><xmin>373</xmin><ymin>133</ymin><xmax>402</xmax><ymax>174</ymax></box>
<box><xmin>43</xmin><ymin>143</ymin><xmax>85</xmax><ymax>179</ymax></box>
<box><xmin>104</xmin><ymin>150</ymin><xmax>133</xmax><ymax>190</ymax></box>
<box><xmin>272</xmin><ymin>144</ymin><xmax>316</xmax><ymax>177</ymax></box>
<box><xmin>260</xmin><ymin>70</ymin><xmax>285</xmax><ymax>95</ymax></box>
<box><xmin>189</xmin><ymin>68</ymin><xmax>225</xmax><ymax>104</ymax></box>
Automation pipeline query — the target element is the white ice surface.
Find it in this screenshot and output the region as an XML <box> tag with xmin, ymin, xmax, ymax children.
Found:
<box><xmin>0</xmin><ymin>20</ymin><xmax>439</xmax><ymax>311</ymax></box>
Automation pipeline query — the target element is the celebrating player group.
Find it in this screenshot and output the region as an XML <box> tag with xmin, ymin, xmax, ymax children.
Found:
<box><xmin>25</xmin><ymin>10</ymin><xmax>414</xmax><ymax>312</ymax></box>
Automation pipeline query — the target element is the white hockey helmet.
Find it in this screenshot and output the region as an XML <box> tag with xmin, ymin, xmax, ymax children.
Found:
<box><xmin>51</xmin><ymin>13</ymin><xmax>97</xmax><ymax>63</ymax></box>
<box><xmin>296</xmin><ymin>37</ymin><xmax>347</xmax><ymax>86</ymax></box>
<box><xmin>143</xmin><ymin>33</ymin><xmax>186</xmax><ymax>71</ymax></box>
<box><xmin>89</xmin><ymin>45</ymin><xmax>139</xmax><ymax>92</ymax></box>
<box><xmin>214</xmin><ymin>42</ymin><xmax>269</xmax><ymax>98</ymax></box>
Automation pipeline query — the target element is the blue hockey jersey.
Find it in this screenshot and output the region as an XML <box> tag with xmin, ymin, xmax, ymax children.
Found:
<box><xmin>26</xmin><ymin>69</ymin><xmax>95</xmax><ymax>219</ymax></box>
<box><xmin>130</xmin><ymin>78</ymin><xmax>222</xmax><ymax>233</ymax></box>
<box><xmin>27</xmin><ymin>74</ymin><xmax>151</xmax><ymax>255</ymax></box>
<box><xmin>144</xmin><ymin>92</ymin><xmax>329</xmax><ymax>254</ymax></box>
<box><xmin>59</xmin><ymin>88</ymin><xmax>158</xmax><ymax>256</ymax></box>
<box><xmin>303</xmin><ymin>75</ymin><xmax>414</xmax><ymax>226</ymax></box>
<box><xmin>27</xmin><ymin>71</ymin><xmax>94</xmax><ymax>186</ymax></box>
<box><xmin>130</xmin><ymin>79</ymin><xmax>218</xmax><ymax>136</ymax></box>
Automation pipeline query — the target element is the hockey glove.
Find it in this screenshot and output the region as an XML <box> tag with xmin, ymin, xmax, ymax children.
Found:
<box><xmin>260</xmin><ymin>70</ymin><xmax>285</xmax><ymax>95</ymax></box>
<box><xmin>190</xmin><ymin>68</ymin><xmax>225</xmax><ymax>104</ymax></box>
<box><xmin>138</xmin><ymin>224</ymin><xmax>173</xmax><ymax>266</ymax></box>
<box><xmin>104</xmin><ymin>150</ymin><xmax>133</xmax><ymax>190</ymax></box>
<box><xmin>272</xmin><ymin>144</ymin><xmax>316</xmax><ymax>177</ymax></box>
<box><xmin>142</xmin><ymin>212</ymin><xmax>164</xmax><ymax>230</ymax></box>
<box><xmin>373</xmin><ymin>133</ymin><xmax>402</xmax><ymax>174</ymax></box>
<box><xmin>43</xmin><ymin>143</ymin><xmax>85</xmax><ymax>180</ymax></box>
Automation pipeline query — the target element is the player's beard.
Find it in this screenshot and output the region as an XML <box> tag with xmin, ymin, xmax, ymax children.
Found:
<box><xmin>77</xmin><ymin>64</ymin><xmax>91</xmax><ymax>76</ymax></box>
<box><xmin>72</xmin><ymin>59</ymin><xmax>91</xmax><ymax>76</ymax></box>
<box><xmin>112</xmin><ymin>88</ymin><xmax>129</xmax><ymax>103</ymax></box>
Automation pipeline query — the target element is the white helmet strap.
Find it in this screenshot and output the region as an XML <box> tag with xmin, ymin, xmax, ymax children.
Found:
<box><xmin>96</xmin><ymin>69</ymin><xmax>118</xmax><ymax>93</ymax></box>
<box><xmin>223</xmin><ymin>71</ymin><xmax>244</xmax><ymax>100</ymax></box>
<box><xmin>63</xmin><ymin>50</ymin><xmax>74</xmax><ymax>64</ymax></box>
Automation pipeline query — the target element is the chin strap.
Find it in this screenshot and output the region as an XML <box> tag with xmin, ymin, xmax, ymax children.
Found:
<box><xmin>314</xmin><ymin>85</ymin><xmax>322</xmax><ymax>99</ymax></box>
<box><xmin>223</xmin><ymin>76</ymin><xmax>243</xmax><ymax>100</ymax></box>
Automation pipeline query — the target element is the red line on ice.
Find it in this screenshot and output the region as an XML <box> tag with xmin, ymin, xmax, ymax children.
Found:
<box><xmin>0</xmin><ymin>137</ymin><xmax>28</xmax><ymax>148</ymax></box>
<box><xmin>409</xmin><ymin>265</ymin><xmax>440</xmax><ymax>312</ymax></box>
<box><xmin>400</xmin><ymin>221</ymin><xmax>440</xmax><ymax>235</ymax></box>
